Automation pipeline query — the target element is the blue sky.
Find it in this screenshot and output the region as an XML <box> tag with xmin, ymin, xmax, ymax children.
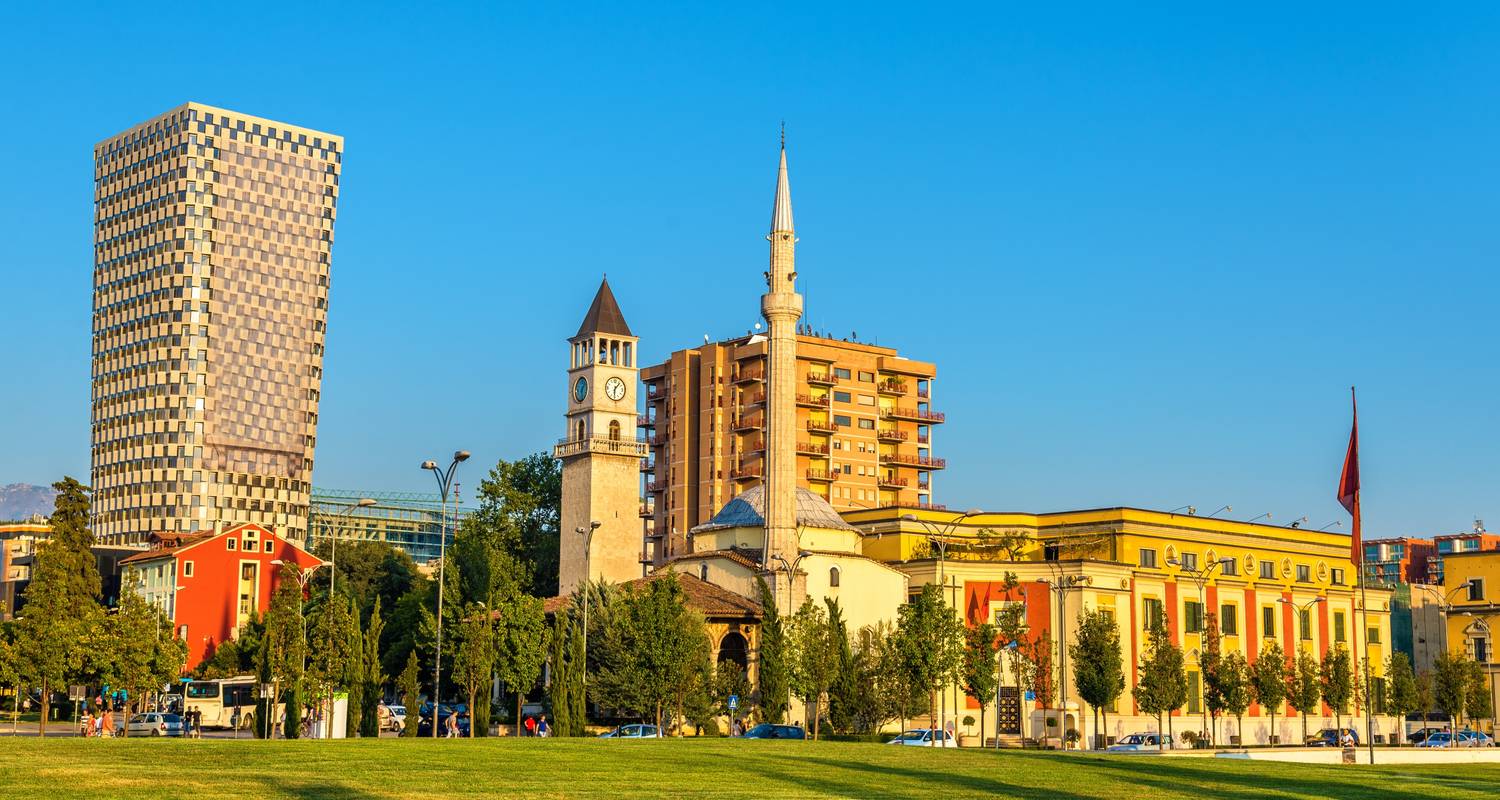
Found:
<box><xmin>2</xmin><ymin>3</ymin><xmax>1496</xmax><ymax>536</ymax></box>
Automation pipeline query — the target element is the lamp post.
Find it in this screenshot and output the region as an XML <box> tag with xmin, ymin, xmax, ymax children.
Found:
<box><xmin>1276</xmin><ymin>594</ymin><xmax>1325</xmax><ymax>746</ymax></box>
<box><xmin>328</xmin><ymin>498</ymin><xmax>377</xmax><ymax>598</ymax></box>
<box><xmin>1168</xmin><ymin>554</ymin><xmax>1234</xmax><ymax>747</ymax></box>
<box><xmin>901</xmin><ymin>508</ymin><xmax>984</xmax><ymax>746</ymax></box>
<box><xmin>770</xmin><ymin>549</ymin><xmax>811</xmax><ymax>727</ymax></box>
<box><xmin>421</xmin><ymin>450</ymin><xmax>470</xmax><ymax>738</ymax></box>
<box><xmin>575</xmin><ymin>520</ymin><xmax>601</xmax><ymax>684</ymax></box>
<box><xmin>1038</xmin><ymin>571</ymin><xmax>1087</xmax><ymax>747</ymax></box>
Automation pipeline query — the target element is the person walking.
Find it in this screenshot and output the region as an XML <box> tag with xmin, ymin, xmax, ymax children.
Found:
<box><xmin>524</xmin><ymin>715</ymin><xmax>537</xmax><ymax>737</ymax></box>
<box><xmin>81</xmin><ymin>709</ymin><xmax>93</xmax><ymax>738</ymax></box>
<box><xmin>445</xmin><ymin>709</ymin><xmax>459</xmax><ymax>739</ymax></box>
<box><xmin>537</xmin><ymin>714</ymin><xmax>550</xmax><ymax>738</ymax></box>
<box><xmin>101</xmin><ymin>707</ymin><xmax>114</xmax><ymax>738</ymax></box>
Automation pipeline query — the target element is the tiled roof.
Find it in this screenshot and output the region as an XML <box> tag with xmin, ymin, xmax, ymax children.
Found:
<box><xmin>574</xmin><ymin>277</ymin><xmax>632</xmax><ymax>338</ymax></box>
<box><xmin>119</xmin><ymin>532</ymin><xmax>213</xmax><ymax>564</ymax></box>
<box><xmin>541</xmin><ymin>572</ymin><xmax>761</xmax><ymax>619</ymax></box>
<box><xmin>692</xmin><ymin>484</ymin><xmax>857</xmax><ymax>533</ymax></box>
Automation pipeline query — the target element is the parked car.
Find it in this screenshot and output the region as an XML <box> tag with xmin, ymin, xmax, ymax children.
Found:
<box><xmin>740</xmin><ymin>723</ymin><xmax>806</xmax><ymax>740</ymax></box>
<box><xmin>379</xmin><ymin>704</ymin><xmax>406</xmax><ymax>732</ymax></box>
<box><xmin>126</xmin><ymin>712</ymin><xmax>184</xmax><ymax>737</ymax></box>
<box><xmin>1457</xmin><ymin>730</ymin><xmax>1494</xmax><ymax>747</ymax></box>
<box><xmin>415</xmin><ymin>705</ymin><xmax>471</xmax><ymax>737</ymax></box>
<box><xmin>1106</xmin><ymin>732</ymin><xmax>1172</xmax><ymax>751</ymax></box>
<box><xmin>1407</xmin><ymin>727</ymin><xmax>1445</xmax><ymax>744</ymax></box>
<box><xmin>598</xmin><ymin>723</ymin><xmax>661</xmax><ymax>739</ymax></box>
<box><xmin>1415</xmin><ymin>732</ymin><xmax>1469</xmax><ymax>748</ymax></box>
<box><xmin>887</xmin><ymin>728</ymin><xmax>958</xmax><ymax>747</ymax></box>
<box><xmin>1305</xmin><ymin>728</ymin><xmax>1359</xmax><ymax>747</ymax></box>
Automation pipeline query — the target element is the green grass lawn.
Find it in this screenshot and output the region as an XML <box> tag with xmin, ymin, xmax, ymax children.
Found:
<box><xmin>0</xmin><ymin>737</ymin><xmax>1495</xmax><ymax>799</ymax></box>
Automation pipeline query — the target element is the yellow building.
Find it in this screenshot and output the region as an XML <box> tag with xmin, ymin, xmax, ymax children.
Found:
<box><xmin>847</xmin><ymin>506</ymin><xmax>1394</xmax><ymax>747</ymax></box>
<box><xmin>1440</xmin><ymin>549</ymin><xmax>1500</xmax><ymax>724</ymax></box>
<box><xmin>0</xmin><ymin>523</ymin><xmax>50</xmax><ymax>621</ymax></box>
<box><xmin>92</xmin><ymin>103</ymin><xmax>342</xmax><ymax>546</ymax></box>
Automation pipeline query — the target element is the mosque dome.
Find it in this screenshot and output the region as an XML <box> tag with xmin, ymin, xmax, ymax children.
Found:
<box><xmin>692</xmin><ymin>484</ymin><xmax>857</xmax><ymax>533</ymax></box>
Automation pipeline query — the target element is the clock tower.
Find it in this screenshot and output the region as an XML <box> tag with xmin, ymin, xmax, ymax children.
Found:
<box><xmin>555</xmin><ymin>277</ymin><xmax>647</xmax><ymax>594</ymax></box>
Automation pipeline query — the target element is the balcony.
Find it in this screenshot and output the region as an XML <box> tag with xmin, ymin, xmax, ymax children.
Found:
<box><xmin>807</xmin><ymin>371</ymin><xmax>836</xmax><ymax>386</ymax></box>
<box><xmin>806</xmin><ymin>469</ymin><xmax>837</xmax><ymax>482</ymax></box>
<box><xmin>553</xmin><ymin>436</ymin><xmax>651</xmax><ymax>460</ymax></box>
<box><xmin>877</xmin><ymin>379</ymin><xmax>908</xmax><ymax>395</ymax></box>
<box><xmin>645</xmin><ymin>481</ymin><xmax>667</xmax><ymax>494</ymax></box>
<box><xmin>637</xmin><ymin>415</ymin><xmax>655</xmax><ymax>428</ymax></box>
<box><xmin>639</xmin><ymin>504</ymin><xmax>655</xmax><ymax>518</ymax></box>
<box><xmin>797</xmin><ymin>441</ymin><xmax>830</xmax><ymax>455</ymax></box>
<box><xmin>742</xmin><ymin>392</ymin><xmax>766</xmax><ymax>406</ymax></box>
<box><xmin>876</xmin><ymin>427</ymin><xmax>907</xmax><ymax>442</ymax></box>
<box><xmin>917</xmin><ymin>432</ymin><xmax>930</xmax><ymax>445</ymax></box>
<box><xmin>881</xmin><ymin>407</ymin><xmax>946</xmax><ymax>423</ymax></box>
<box><xmin>879</xmin><ymin>475</ymin><xmax>909</xmax><ymax>488</ymax></box>
<box><xmin>740</xmin><ymin>438</ymin><xmax>765</xmax><ymax>454</ymax></box>
<box><xmin>806</xmin><ymin>420</ymin><xmax>841</xmax><ymax>435</ymax></box>
<box><xmin>916</xmin><ymin>500</ymin><xmax>948</xmax><ymax>510</ymax></box>
<box><xmin>729</xmin><ymin>466</ymin><xmax>762</xmax><ymax>481</ymax></box>
<box><xmin>796</xmin><ymin>393</ymin><xmax>828</xmax><ymax>407</ymax></box>
<box><xmin>647</xmin><ymin>435</ymin><xmax>665</xmax><ymax>447</ymax></box>
<box><xmin>732</xmin><ymin>368</ymin><xmax>764</xmax><ymax>384</ymax></box>
<box><xmin>733</xmin><ymin>415</ymin><xmax>763</xmax><ymax>432</ymax></box>
<box><xmin>882</xmin><ymin>453</ymin><xmax>948</xmax><ymax>470</ymax></box>
<box><xmin>917</xmin><ymin>387</ymin><xmax>930</xmax><ymax>399</ymax></box>
<box><xmin>640</xmin><ymin>459</ymin><xmax>656</xmax><ymax>473</ymax></box>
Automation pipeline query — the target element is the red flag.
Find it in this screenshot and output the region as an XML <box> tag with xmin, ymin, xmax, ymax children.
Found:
<box><xmin>1337</xmin><ymin>388</ymin><xmax>1361</xmax><ymax>564</ymax></box>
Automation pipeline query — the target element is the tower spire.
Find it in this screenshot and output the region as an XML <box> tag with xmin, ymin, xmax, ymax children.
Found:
<box><xmin>771</xmin><ymin>130</ymin><xmax>794</xmax><ymax>235</ymax></box>
<box><xmin>760</xmin><ymin>129</ymin><xmax>803</xmax><ymax>607</ymax></box>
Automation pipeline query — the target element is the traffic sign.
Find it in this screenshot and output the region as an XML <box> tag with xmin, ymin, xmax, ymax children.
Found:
<box><xmin>728</xmin><ymin>695</ymin><xmax>739</xmax><ymax>711</ymax></box>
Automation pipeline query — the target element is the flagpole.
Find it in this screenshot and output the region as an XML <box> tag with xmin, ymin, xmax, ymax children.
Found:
<box><xmin>1347</xmin><ymin>386</ymin><xmax>1375</xmax><ymax>765</ymax></box>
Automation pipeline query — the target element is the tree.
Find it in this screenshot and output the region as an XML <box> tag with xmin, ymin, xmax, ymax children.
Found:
<box><xmin>566</xmin><ymin>611</ymin><xmax>587</xmax><ymax>735</ymax></box>
<box><xmin>713</xmin><ymin>660</ymin><xmax>752</xmax><ymax>721</ymax></box>
<box><xmin>1027</xmin><ymin>630</ymin><xmax>1057</xmax><ymax>713</ymax></box>
<box><xmin>342</xmin><ymin>597</ymin><xmax>366</xmax><ymax>738</ymax></box>
<box><xmin>102</xmin><ymin>580</ymin><xmax>173</xmax><ymax>736</ymax></box>
<box><xmin>1199</xmin><ymin>613</ymin><xmax>1226</xmax><ymax>746</ymax></box>
<box><xmin>1414</xmin><ymin>668</ymin><xmax>1436</xmax><ymax>737</ymax></box>
<box><xmin>308</xmin><ymin>592</ymin><xmax>358</xmax><ymax>739</ymax></box>
<box><xmin>452</xmin><ymin>603</ymin><xmax>494</xmax><ymax>737</ymax></box>
<box><xmin>492</xmin><ymin>592</ymin><xmax>549</xmax><ymax>733</ymax></box>
<box><xmin>1070</xmin><ymin>607</ymin><xmax>1124</xmax><ymax>749</ymax></box>
<box><xmin>455</xmin><ymin>454</ymin><xmax>562</xmax><ymax>602</ymax></box>
<box><xmin>14</xmin><ymin>477</ymin><xmax>101</xmax><ymax>735</ymax></box>
<box><xmin>398</xmin><ymin>651</ymin><xmax>421</xmax><ymax>737</ymax></box>
<box><xmin>1434</xmin><ymin>650</ymin><xmax>1470</xmax><ymax>728</ymax></box>
<box><xmin>1286</xmin><ymin>648</ymin><xmax>1322</xmax><ymax>743</ymax></box>
<box><xmin>825</xmin><ymin>599</ymin><xmax>857</xmax><ymax>734</ymax></box>
<box><xmin>1220</xmin><ymin>651</ymin><xmax>1251</xmax><ymax>746</ymax></box>
<box><xmin>1249</xmin><ymin>641</ymin><xmax>1288</xmax><ymax>745</ymax></box>
<box><xmin>754</xmin><ymin>578</ymin><xmax>790</xmax><ymax>723</ymax></box>
<box><xmin>1320</xmin><ymin>645</ymin><xmax>1354</xmax><ymax>736</ymax></box>
<box><xmin>0</xmin><ymin>630</ymin><xmax>21</xmax><ymax>732</ymax></box>
<box><xmin>1133</xmin><ymin>618</ymin><xmax>1186</xmax><ymax>750</ymax></box>
<box><xmin>789</xmin><ymin>598</ymin><xmax>839</xmax><ymax>739</ymax></box>
<box><xmin>963</xmin><ymin>621</ymin><xmax>1000</xmax><ymax>747</ymax></box>
<box><xmin>592</xmin><ymin>575</ymin><xmax>706</xmax><ymax>734</ymax></box>
<box><xmin>893</xmin><ymin>584</ymin><xmax>964</xmax><ymax>746</ymax></box>
<box><xmin>1383</xmin><ymin>652</ymin><xmax>1417</xmax><ymax>746</ymax></box>
<box><xmin>1464</xmin><ymin>656</ymin><xmax>1492</xmax><ymax>725</ymax></box>
<box><xmin>263</xmin><ymin>562</ymin><xmax>307</xmax><ymax>738</ymax></box>
<box><xmin>358</xmin><ymin>599</ymin><xmax>386</xmax><ymax>737</ymax></box>
<box><xmin>993</xmin><ymin>573</ymin><xmax>1031</xmax><ymax>729</ymax></box>
<box><xmin>546</xmin><ymin>613</ymin><xmax>574</xmax><ymax>737</ymax></box>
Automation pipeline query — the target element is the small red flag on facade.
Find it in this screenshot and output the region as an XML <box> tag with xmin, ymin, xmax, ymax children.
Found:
<box><xmin>1337</xmin><ymin>388</ymin><xmax>1361</xmax><ymax>564</ymax></box>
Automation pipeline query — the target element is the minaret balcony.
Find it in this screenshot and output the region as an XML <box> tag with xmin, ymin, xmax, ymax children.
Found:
<box><xmin>806</xmin><ymin>371</ymin><xmax>837</xmax><ymax>386</ymax></box>
<box><xmin>806</xmin><ymin>420</ymin><xmax>841</xmax><ymax>435</ymax></box>
<box><xmin>876</xmin><ymin>428</ymin><xmax>907</xmax><ymax>442</ymax></box>
<box><xmin>553</xmin><ymin>436</ymin><xmax>650</xmax><ymax>460</ymax></box>
<box><xmin>806</xmin><ymin>469</ymin><xmax>837</xmax><ymax>483</ymax></box>
<box><xmin>795</xmin><ymin>393</ymin><xmax>828</xmax><ymax>407</ymax></box>
<box><xmin>881</xmin><ymin>407</ymin><xmax>946</xmax><ymax>424</ymax></box>
<box><xmin>876</xmin><ymin>379</ymin><xmax>908</xmax><ymax>395</ymax></box>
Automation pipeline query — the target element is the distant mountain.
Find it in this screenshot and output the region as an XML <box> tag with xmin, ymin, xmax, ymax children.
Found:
<box><xmin>0</xmin><ymin>483</ymin><xmax>57</xmax><ymax>521</ymax></box>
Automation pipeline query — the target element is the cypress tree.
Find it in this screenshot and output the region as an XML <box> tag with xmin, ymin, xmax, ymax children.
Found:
<box><xmin>399</xmin><ymin>651</ymin><xmax>421</xmax><ymax>737</ymax></box>
<box><xmin>360</xmin><ymin>598</ymin><xmax>386</xmax><ymax>737</ymax></box>
<box><xmin>754</xmin><ymin>578</ymin><xmax>790</xmax><ymax>724</ymax></box>
<box><xmin>548</xmin><ymin>614</ymin><xmax>572</xmax><ymax>736</ymax></box>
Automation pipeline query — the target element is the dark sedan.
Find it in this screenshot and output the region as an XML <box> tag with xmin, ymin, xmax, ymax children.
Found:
<box><xmin>741</xmin><ymin>723</ymin><xmax>806</xmax><ymax>740</ymax></box>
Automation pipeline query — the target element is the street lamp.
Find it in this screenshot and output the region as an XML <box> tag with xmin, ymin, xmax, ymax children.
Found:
<box><xmin>1038</xmin><ymin>572</ymin><xmax>1089</xmax><ymax>747</ymax></box>
<box><xmin>421</xmin><ymin>450</ymin><xmax>470</xmax><ymax>739</ymax></box>
<box><xmin>575</xmin><ymin>520</ymin><xmax>602</xmax><ymax>684</ymax></box>
<box><xmin>769</xmin><ymin>549</ymin><xmax>812</xmax><ymax>727</ymax></box>
<box><xmin>901</xmin><ymin>508</ymin><xmax>984</xmax><ymax>747</ymax></box>
<box><xmin>1169</xmin><ymin>554</ymin><xmax>1234</xmax><ymax>747</ymax></box>
<box><xmin>327</xmin><ymin>498</ymin><xmax>377</xmax><ymax>598</ymax></box>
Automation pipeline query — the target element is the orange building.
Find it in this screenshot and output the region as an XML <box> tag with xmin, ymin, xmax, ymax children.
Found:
<box><xmin>639</xmin><ymin>334</ymin><xmax>941</xmax><ymax>565</ymax></box>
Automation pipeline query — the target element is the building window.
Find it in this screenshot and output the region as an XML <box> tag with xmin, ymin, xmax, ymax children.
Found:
<box><xmin>264</xmin><ymin>540</ymin><xmax>274</xmax><ymax>553</ymax></box>
<box><xmin>226</xmin><ymin>538</ymin><xmax>237</xmax><ymax>551</ymax></box>
<box><xmin>834</xmin><ymin>367</ymin><xmax>852</xmax><ymax>380</ymax></box>
<box><xmin>1262</xmin><ymin>606</ymin><xmax>1275</xmax><ymax>638</ymax></box>
<box><xmin>1220</xmin><ymin>605</ymin><xmax>1237</xmax><ymax>635</ymax></box>
<box><xmin>1180</xmin><ymin>552</ymin><xmax>1198</xmax><ymax>571</ymax></box>
<box><xmin>833</xmin><ymin>391</ymin><xmax>852</xmax><ymax>403</ymax></box>
<box><xmin>1187</xmin><ymin>672</ymin><xmax>1201</xmax><ymax>714</ymax></box>
<box><xmin>1143</xmin><ymin>598</ymin><xmax>1164</xmax><ymax>630</ymax></box>
<box><xmin>1298</xmin><ymin>609</ymin><xmax>1313</xmax><ymax>641</ymax></box>
<box><xmin>1468</xmin><ymin>578</ymin><xmax>1485</xmax><ymax>602</ymax></box>
<box><xmin>1139</xmin><ymin>548</ymin><xmax>1158</xmax><ymax>569</ymax></box>
<box><xmin>1220</xmin><ymin>559</ymin><xmax>1238</xmax><ymax>577</ymax></box>
<box><xmin>1333</xmin><ymin>612</ymin><xmax>1346</xmax><ymax>643</ymax></box>
<box><xmin>829</xmin><ymin>566</ymin><xmax>840</xmax><ymax>587</ymax></box>
<box><xmin>834</xmin><ymin>414</ymin><xmax>852</xmax><ymax>426</ymax></box>
<box><xmin>699</xmin><ymin>564</ymin><xmax>709</xmax><ymax>582</ymax></box>
<box><xmin>608</xmin><ymin>420</ymin><xmax>621</xmax><ymax>441</ymax></box>
<box><xmin>857</xmin><ymin>418</ymin><xmax>875</xmax><ymax>430</ymax></box>
<box><xmin>1184</xmin><ymin>601</ymin><xmax>1204</xmax><ymax>634</ymax></box>
<box><xmin>1367</xmin><ymin>626</ymin><xmax>1382</xmax><ymax>645</ymax></box>
<box><xmin>1260</xmin><ymin>561</ymin><xmax>1276</xmax><ymax>580</ymax></box>
<box><xmin>1331</xmin><ymin>568</ymin><xmax>1345</xmax><ymax>585</ymax></box>
<box><xmin>183</xmin><ymin>561</ymin><xmax>194</xmax><ymax>578</ymax></box>
<box><xmin>857</xmin><ymin>371</ymin><xmax>874</xmax><ymax>382</ymax></box>
<box><xmin>1296</xmin><ymin>564</ymin><xmax>1311</xmax><ymax>583</ymax></box>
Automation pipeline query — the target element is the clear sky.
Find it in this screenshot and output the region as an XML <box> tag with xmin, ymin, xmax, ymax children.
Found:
<box><xmin>2</xmin><ymin>3</ymin><xmax>1496</xmax><ymax>537</ymax></box>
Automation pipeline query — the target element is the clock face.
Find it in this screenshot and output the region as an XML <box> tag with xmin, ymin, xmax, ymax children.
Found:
<box><xmin>605</xmin><ymin>376</ymin><xmax>627</xmax><ymax>401</ymax></box>
<box><xmin>574</xmin><ymin>376</ymin><xmax>588</xmax><ymax>403</ymax></box>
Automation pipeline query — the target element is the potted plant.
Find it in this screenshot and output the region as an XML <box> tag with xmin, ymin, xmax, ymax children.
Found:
<box><xmin>959</xmin><ymin>716</ymin><xmax>978</xmax><ymax>747</ymax></box>
<box><xmin>1064</xmin><ymin>728</ymin><xmax>1081</xmax><ymax>750</ymax></box>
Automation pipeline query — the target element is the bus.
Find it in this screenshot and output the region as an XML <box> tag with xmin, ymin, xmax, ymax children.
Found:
<box><xmin>181</xmin><ymin>676</ymin><xmax>259</xmax><ymax>729</ymax></box>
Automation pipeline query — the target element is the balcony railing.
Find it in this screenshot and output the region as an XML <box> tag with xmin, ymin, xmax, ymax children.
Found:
<box><xmin>740</xmin><ymin>438</ymin><xmax>765</xmax><ymax>454</ymax></box>
<box><xmin>742</xmin><ymin>392</ymin><xmax>766</xmax><ymax>406</ymax></box>
<box><xmin>807</xmin><ymin>372</ymin><xmax>836</xmax><ymax>385</ymax></box>
<box><xmin>879</xmin><ymin>475</ymin><xmax>909</xmax><ymax>488</ymax></box>
<box><xmin>639</xmin><ymin>504</ymin><xmax>655</xmax><ymax>518</ymax></box>
<box><xmin>553</xmin><ymin>436</ymin><xmax>650</xmax><ymax>459</ymax></box>
<box><xmin>733</xmin><ymin>415</ymin><xmax>763</xmax><ymax>432</ymax></box>
<box><xmin>644</xmin><ymin>481</ymin><xmax>667</xmax><ymax>493</ymax></box>
<box><xmin>637</xmin><ymin>415</ymin><xmax>656</xmax><ymax>428</ymax></box>
<box><xmin>882</xmin><ymin>453</ymin><xmax>947</xmax><ymax>469</ymax></box>
<box><xmin>732</xmin><ymin>368</ymin><xmax>765</xmax><ymax>384</ymax></box>
<box><xmin>876</xmin><ymin>427</ymin><xmax>907</xmax><ymax>442</ymax></box>
<box><xmin>806</xmin><ymin>420</ymin><xmax>841</xmax><ymax>434</ymax></box>
<box><xmin>640</xmin><ymin>459</ymin><xmax>656</xmax><ymax>473</ymax></box>
<box><xmin>917</xmin><ymin>387</ymin><xmax>930</xmax><ymax>399</ymax></box>
<box><xmin>806</xmin><ymin>469</ymin><xmax>837</xmax><ymax>482</ymax></box>
<box><xmin>796</xmin><ymin>393</ymin><xmax>828</xmax><ymax>407</ymax></box>
<box><xmin>729</xmin><ymin>467</ymin><xmax>762</xmax><ymax>481</ymax></box>
<box><xmin>882</xmin><ymin>407</ymin><xmax>946</xmax><ymax>423</ymax></box>
<box><xmin>916</xmin><ymin>500</ymin><xmax>948</xmax><ymax>510</ymax></box>
<box><xmin>647</xmin><ymin>435</ymin><xmax>665</xmax><ymax>447</ymax></box>
<box><xmin>917</xmin><ymin>432</ymin><xmax>930</xmax><ymax>444</ymax></box>
<box><xmin>877</xmin><ymin>379</ymin><xmax>908</xmax><ymax>395</ymax></box>
<box><xmin>797</xmin><ymin>441</ymin><xmax>830</xmax><ymax>455</ymax></box>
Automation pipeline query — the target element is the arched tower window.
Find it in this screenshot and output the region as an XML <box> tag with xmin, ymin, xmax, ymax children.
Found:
<box><xmin>576</xmin><ymin>420</ymin><xmax>586</xmax><ymax>442</ymax></box>
<box><xmin>624</xmin><ymin>342</ymin><xmax>632</xmax><ymax>367</ymax></box>
<box><xmin>608</xmin><ymin>420</ymin><xmax>621</xmax><ymax>441</ymax></box>
<box><xmin>829</xmin><ymin>566</ymin><xmax>841</xmax><ymax>588</ymax></box>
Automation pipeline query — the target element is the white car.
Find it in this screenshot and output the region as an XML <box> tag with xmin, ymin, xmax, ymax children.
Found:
<box><xmin>1107</xmin><ymin>732</ymin><xmax>1172</xmax><ymax>752</ymax></box>
<box><xmin>126</xmin><ymin>712</ymin><xmax>184</xmax><ymax>737</ymax></box>
<box><xmin>598</xmin><ymin>723</ymin><xmax>661</xmax><ymax>738</ymax></box>
<box><xmin>379</xmin><ymin>704</ymin><xmax>406</xmax><ymax>732</ymax></box>
<box><xmin>887</xmin><ymin>729</ymin><xmax>958</xmax><ymax>747</ymax></box>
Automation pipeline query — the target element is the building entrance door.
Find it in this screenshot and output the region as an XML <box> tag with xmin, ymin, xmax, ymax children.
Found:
<box><xmin>997</xmin><ymin>686</ymin><xmax>1021</xmax><ymax>735</ymax></box>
